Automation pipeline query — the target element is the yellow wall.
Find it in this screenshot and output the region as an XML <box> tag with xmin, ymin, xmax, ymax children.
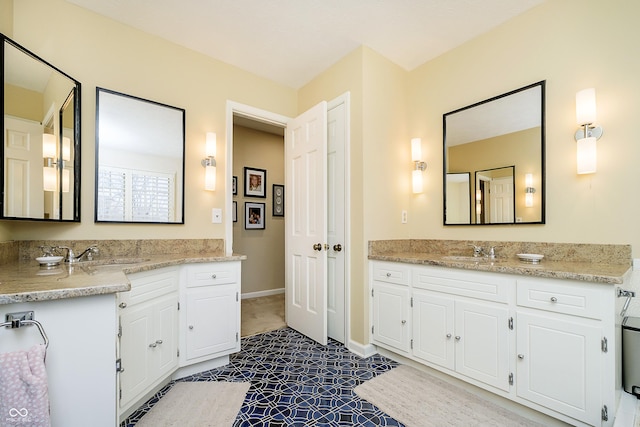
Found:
<box><xmin>1</xmin><ymin>0</ymin><xmax>296</xmax><ymax>243</ymax></box>
<box><xmin>232</xmin><ymin>126</ymin><xmax>285</xmax><ymax>295</ymax></box>
<box><xmin>407</xmin><ymin>0</ymin><xmax>640</xmax><ymax>252</ymax></box>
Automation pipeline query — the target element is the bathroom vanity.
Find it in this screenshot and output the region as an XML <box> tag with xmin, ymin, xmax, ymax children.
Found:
<box><xmin>0</xmin><ymin>251</ymin><xmax>244</xmax><ymax>427</ymax></box>
<box><xmin>369</xmin><ymin>240</ymin><xmax>632</xmax><ymax>427</ymax></box>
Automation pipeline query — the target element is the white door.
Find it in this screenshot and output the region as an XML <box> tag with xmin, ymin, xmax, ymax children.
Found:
<box><xmin>3</xmin><ymin>117</ymin><xmax>44</xmax><ymax>217</ymax></box>
<box><xmin>285</xmin><ymin>101</ymin><xmax>328</xmax><ymax>345</ymax></box>
<box><xmin>490</xmin><ymin>176</ymin><xmax>514</xmax><ymax>223</ymax></box>
<box><xmin>327</xmin><ymin>99</ymin><xmax>346</xmax><ymax>343</ymax></box>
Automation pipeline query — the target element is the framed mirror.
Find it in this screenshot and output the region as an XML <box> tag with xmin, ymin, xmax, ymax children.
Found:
<box><xmin>443</xmin><ymin>81</ymin><xmax>545</xmax><ymax>225</ymax></box>
<box><xmin>95</xmin><ymin>88</ymin><xmax>185</xmax><ymax>223</ymax></box>
<box><xmin>2</xmin><ymin>34</ymin><xmax>81</xmax><ymax>221</ymax></box>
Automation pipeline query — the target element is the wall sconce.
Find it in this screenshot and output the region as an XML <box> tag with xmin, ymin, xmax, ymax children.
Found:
<box><xmin>475</xmin><ymin>189</ymin><xmax>482</xmax><ymax>216</ymax></box>
<box><xmin>411</xmin><ymin>138</ymin><xmax>427</xmax><ymax>194</ymax></box>
<box><xmin>524</xmin><ymin>173</ymin><xmax>535</xmax><ymax>207</ymax></box>
<box><xmin>574</xmin><ymin>88</ymin><xmax>603</xmax><ymax>174</ymax></box>
<box><xmin>201</xmin><ymin>132</ymin><xmax>217</xmax><ymax>191</ymax></box>
<box><xmin>42</xmin><ymin>133</ymin><xmax>57</xmax><ymax>192</ymax></box>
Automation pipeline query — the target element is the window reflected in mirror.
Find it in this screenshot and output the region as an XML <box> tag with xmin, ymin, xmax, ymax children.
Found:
<box><xmin>443</xmin><ymin>81</ymin><xmax>545</xmax><ymax>225</ymax></box>
<box><xmin>95</xmin><ymin>88</ymin><xmax>185</xmax><ymax>223</ymax></box>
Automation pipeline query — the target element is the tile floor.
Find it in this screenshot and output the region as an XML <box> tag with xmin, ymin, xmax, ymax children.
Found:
<box><xmin>122</xmin><ymin>327</ymin><xmax>402</xmax><ymax>426</ymax></box>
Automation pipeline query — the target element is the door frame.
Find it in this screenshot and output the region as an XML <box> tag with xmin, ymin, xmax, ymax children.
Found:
<box><xmin>225</xmin><ymin>98</ymin><xmax>351</xmax><ymax>349</ymax></box>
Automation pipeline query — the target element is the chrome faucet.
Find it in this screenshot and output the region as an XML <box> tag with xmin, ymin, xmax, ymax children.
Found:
<box><xmin>469</xmin><ymin>244</ymin><xmax>483</xmax><ymax>258</ymax></box>
<box><xmin>57</xmin><ymin>245</ymin><xmax>99</xmax><ymax>263</ymax></box>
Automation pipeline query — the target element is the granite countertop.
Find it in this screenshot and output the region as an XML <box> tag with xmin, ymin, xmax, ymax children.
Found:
<box><xmin>368</xmin><ymin>252</ymin><xmax>631</xmax><ymax>284</ymax></box>
<box><xmin>0</xmin><ymin>253</ymin><xmax>247</xmax><ymax>305</ymax></box>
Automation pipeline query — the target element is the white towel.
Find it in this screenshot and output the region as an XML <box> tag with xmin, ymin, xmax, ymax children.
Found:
<box><xmin>0</xmin><ymin>344</ymin><xmax>50</xmax><ymax>426</ymax></box>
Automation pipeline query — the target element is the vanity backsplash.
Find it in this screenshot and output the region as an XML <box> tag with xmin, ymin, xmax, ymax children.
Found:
<box><xmin>0</xmin><ymin>239</ymin><xmax>225</xmax><ymax>265</ymax></box>
<box><xmin>369</xmin><ymin>239</ymin><xmax>632</xmax><ymax>266</ymax></box>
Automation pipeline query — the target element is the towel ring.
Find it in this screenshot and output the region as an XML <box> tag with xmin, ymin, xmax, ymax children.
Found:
<box><xmin>1</xmin><ymin>319</ymin><xmax>50</xmax><ymax>350</ymax></box>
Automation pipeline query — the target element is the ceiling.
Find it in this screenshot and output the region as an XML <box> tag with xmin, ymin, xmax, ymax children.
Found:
<box><xmin>66</xmin><ymin>0</ymin><xmax>544</xmax><ymax>89</ymax></box>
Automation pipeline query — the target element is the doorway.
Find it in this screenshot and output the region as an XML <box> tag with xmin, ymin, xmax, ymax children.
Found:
<box><xmin>226</xmin><ymin>95</ymin><xmax>350</xmax><ymax>346</ymax></box>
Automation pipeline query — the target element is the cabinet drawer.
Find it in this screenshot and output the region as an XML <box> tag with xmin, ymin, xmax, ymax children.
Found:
<box><xmin>516</xmin><ymin>278</ymin><xmax>603</xmax><ymax>319</ymax></box>
<box><xmin>412</xmin><ymin>265</ymin><xmax>511</xmax><ymax>303</ymax></box>
<box><xmin>121</xmin><ymin>267</ymin><xmax>179</xmax><ymax>307</ymax></box>
<box><xmin>186</xmin><ymin>262</ymin><xmax>238</xmax><ymax>288</ymax></box>
<box><xmin>371</xmin><ymin>261</ymin><xmax>410</xmax><ymax>285</ymax></box>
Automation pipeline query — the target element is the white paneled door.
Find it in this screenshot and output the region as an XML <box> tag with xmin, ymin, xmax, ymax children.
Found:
<box><xmin>285</xmin><ymin>101</ymin><xmax>328</xmax><ymax>345</ymax></box>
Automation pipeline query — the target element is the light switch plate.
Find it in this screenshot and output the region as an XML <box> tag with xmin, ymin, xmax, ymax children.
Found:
<box><xmin>401</xmin><ymin>210</ymin><xmax>408</xmax><ymax>224</ymax></box>
<box><xmin>212</xmin><ymin>208</ymin><xmax>222</xmax><ymax>223</ymax></box>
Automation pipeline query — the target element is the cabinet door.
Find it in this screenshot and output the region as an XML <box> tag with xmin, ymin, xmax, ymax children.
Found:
<box><xmin>185</xmin><ymin>284</ymin><xmax>238</xmax><ymax>361</ymax></box>
<box><xmin>154</xmin><ymin>294</ymin><xmax>179</xmax><ymax>378</ymax></box>
<box><xmin>372</xmin><ymin>281</ymin><xmax>410</xmax><ymax>352</ymax></box>
<box><xmin>516</xmin><ymin>312</ymin><xmax>601</xmax><ymax>426</ymax></box>
<box><xmin>412</xmin><ymin>289</ymin><xmax>455</xmax><ymax>370</ymax></box>
<box><xmin>455</xmin><ymin>300</ymin><xmax>510</xmax><ymax>391</ymax></box>
<box><xmin>119</xmin><ymin>301</ymin><xmax>154</xmax><ymax>408</ymax></box>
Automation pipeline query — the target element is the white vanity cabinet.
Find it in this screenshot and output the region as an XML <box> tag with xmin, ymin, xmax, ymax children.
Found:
<box><xmin>411</xmin><ymin>266</ymin><xmax>511</xmax><ymax>392</ymax></box>
<box><xmin>370</xmin><ymin>262</ymin><xmax>411</xmax><ymax>353</ymax></box>
<box><xmin>181</xmin><ymin>262</ymin><xmax>241</xmax><ymax>365</ymax></box>
<box><xmin>515</xmin><ymin>278</ymin><xmax>614</xmax><ymax>426</ymax></box>
<box><xmin>117</xmin><ymin>267</ymin><xmax>180</xmax><ymax>413</ymax></box>
<box><xmin>369</xmin><ymin>259</ymin><xmax>620</xmax><ymax>427</ymax></box>
<box><xmin>117</xmin><ymin>261</ymin><xmax>242</xmax><ymax>422</ymax></box>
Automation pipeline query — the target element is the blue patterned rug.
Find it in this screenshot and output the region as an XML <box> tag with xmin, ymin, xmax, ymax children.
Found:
<box><xmin>123</xmin><ymin>327</ymin><xmax>401</xmax><ymax>426</ymax></box>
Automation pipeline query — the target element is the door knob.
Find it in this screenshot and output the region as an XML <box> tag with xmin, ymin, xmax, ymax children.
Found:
<box><xmin>333</xmin><ymin>244</ymin><xmax>342</xmax><ymax>252</ymax></box>
<box><xmin>313</xmin><ymin>243</ymin><xmax>322</xmax><ymax>251</ymax></box>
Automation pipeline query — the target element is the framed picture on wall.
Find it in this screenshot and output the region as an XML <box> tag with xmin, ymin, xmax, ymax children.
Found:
<box><xmin>232</xmin><ymin>201</ymin><xmax>237</xmax><ymax>223</ymax></box>
<box><xmin>244</xmin><ymin>167</ymin><xmax>267</xmax><ymax>198</ymax></box>
<box><xmin>245</xmin><ymin>202</ymin><xmax>265</xmax><ymax>229</ymax></box>
<box><xmin>232</xmin><ymin>176</ymin><xmax>238</xmax><ymax>195</ymax></box>
<box><xmin>273</xmin><ymin>184</ymin><xmax>284</xmax><ymax>217</ymax></box>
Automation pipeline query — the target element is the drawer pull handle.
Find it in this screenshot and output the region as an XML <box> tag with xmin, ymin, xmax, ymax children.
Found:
<box><xmin>212</xmin><ymin>274</ymin><xmax>217</xmax><ymax>279</ymax></box>
<box><xmin>518</xmin><ymin>354</ymin><xmax>525</xmax><ymax>360</ymax></box>
<box><xmin>401</xmin><ymin>320</ymin><xmax>406</xmax><ymax>324</ymax></box>
<box><xmin>313</xmin><ymin>243</ymin><xmax>322</xmax><ymax>251</ymax></box>
<box><xmin>446</xmin><ymin>333</ymin><xmax>452</xmax><ymax>339</ymax></box>
<box><xmin>119</xmin><ymin>302</ymin><xmax>127</xmax><ymax>309</ymax></box>
<box><xmin>386</xmin><ymin>273</ymin><xmax>391</xmax><ymax>277</ymax></box>
<box><xmin>156</xmin><ymin>340</ymin><xmax>163</xmax><ymax>345</ymax></box>
<box><xmin>455</xmin><ymin>336</ymin><xmax>461</xmax><ymax>341</ymax></box>
<box><xmin>189</xmin><ymin>325</ymin><xmax>194</xmax><ymax>330</ymax></box>
<box><xmin>550</xmin><ymin>297</ymin><xmax>558</xmax><ymax>303</ymax></box>
<box><xmin>149</xmin><ymin>342</ymin><xmax>157</xmax><ymax>348</ymax></box>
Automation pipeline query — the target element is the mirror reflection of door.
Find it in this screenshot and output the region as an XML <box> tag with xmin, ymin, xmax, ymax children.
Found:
<box><xmin>475</xmin><ymin>166</ymin><xmax>514</xmax><ymax>224</ymax></box>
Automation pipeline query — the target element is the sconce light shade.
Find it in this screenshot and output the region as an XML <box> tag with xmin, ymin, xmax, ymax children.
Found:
<box><xmin>42</xmin><ymin>134</ymin><xmax>56</xmax><ymax>158</ymax></box>
<box><xmin>62</xmin><ymin>169</ymin><xmax>70</xmax><ymax>193</ymax></box>
<box><xmin>204</xmin><ymin>163</ymin><xmax>216</xmax><ymax>191</ymax></box>
<box><xmin>62</xmin><ymin>137</ymin><xmax>71</xmax><ymax>162</ymax></box>
<box><xmin>411</xmin><ymin>138</ymin><xmax>422</xmax><ymax>162</ymax></box>
<box><xmin>412</xmin><ymin>169</ymin><xmax>423</xmax><ymax>194</ymax></box>
<box><xmin>43</xmin><ymin>166</ymin><xmax>57</xmax><ymax>192</ymax></box>
<box><xmin>576</xmin><ymin>88</ymin><xmax>596</xmax><ymax>125</ymax></box>
<box><xmin>577</xmin><ymin>137</ymin><xmax>597</xmax><ymax>174</ymax></box>
<box><xmin>206</xmin><ymin>132</ymin><xmax>217</xmax><ymax>157</ymax></box>
<box><xmin>524</xmin><ymin>173</ymin><xmax>535</xmax><ymax>207</ymax></box>
<box><xmin>202</xmin><ymin>132</ymin><xmax>217</xmax><ymax>191</ymax></box>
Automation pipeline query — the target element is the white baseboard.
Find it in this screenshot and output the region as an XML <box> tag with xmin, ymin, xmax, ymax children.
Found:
<box><xmin>241</xmin><ymin>288</ymin><xmax>285</xmax><ymax>299</ymax></box>
<box><xmin>348</xmin><ymin>339</ymin><xmax>378</xmax><ymax>358</ymax></box>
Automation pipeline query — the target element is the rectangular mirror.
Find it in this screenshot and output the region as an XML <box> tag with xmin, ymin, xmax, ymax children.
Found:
<box><xmin>95</xmin><ymin>88</ymin><xmax>185</xmax><ymax>223</ymax></box>
<box><xmin>444</xmin><ymin>81</ymin><xmax>545</xmax><ymax>225</ymax></box>
<box><xmin>2</xmin><ymin>34</ymin><xmax>81</xmax><ymax>221</ymax></box>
